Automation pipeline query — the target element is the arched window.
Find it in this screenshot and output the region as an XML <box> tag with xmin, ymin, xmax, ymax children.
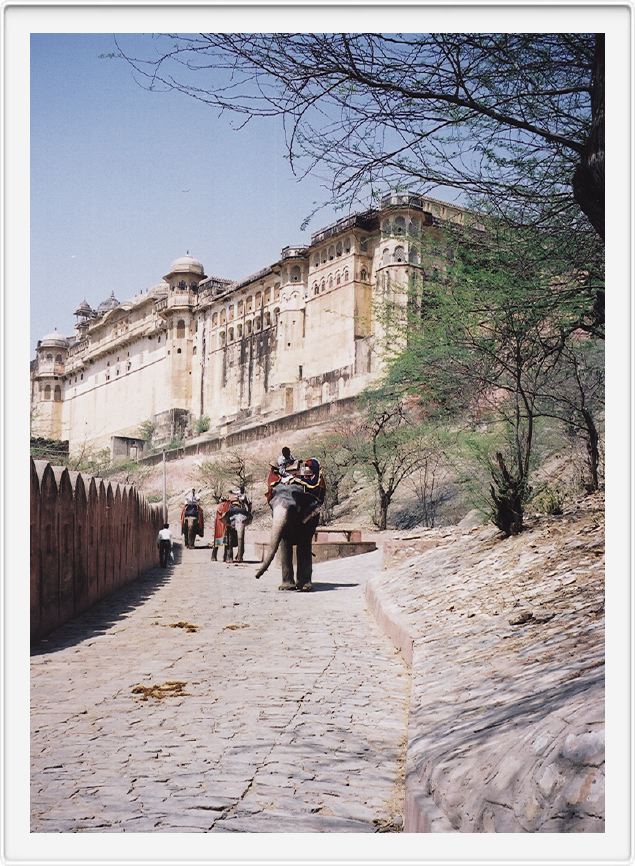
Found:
<box><xmin>408</xmin><ymin>249</ymin><xmax>420</xmax><ymax>264</ymax></box>
<box><xmin>336</xmin><ymin>271</ymin><xmax>341</xmax><ymax>285</ymax></box>
<box><xmin>228</xmin><ymin>327</ymin><xmax>234</xmax><ymax>342</ymax></box>
<box><xmin>290</xmin><ymin>265</ymin><xmax>301</xmax><ymax>282</ymax></box>
<box><xmin>328</xmin><ymin>245</ymin><xmax>335</xmax><ymax>261</ymax></box>
<box><xmin>246</xmin><ymin>296</ymin><xmax>253</xmax><ymax>312</ymax></box>
<box><xmin>394</xmin><ymin>246</ymin><xmax>405</xmax><ymax>263</ymax></box>
<box><xmin>237</xmin><ymin>300</ymin><xmax>244</xmax><ymax>316</ymax></box>
<box><xmin>212</xmin><ymin>312</ymin><xmax>218</xmax><ymax>327</ymax></box>
<box><xmin>382</xmin><ymin>248</ymin><xmax>391</xmax><ymax>266</ymax></box>
<box><xmin>335</xmin><ymin>241</ymin><xmax>342</xmax><ymax>257</ymax></box>
<box><xmin>55</xmin><ymin>354</ymin><xmax>63</xmax><ymax>364</ymax></box>
<box><xmin>395</xmin><ymin>216</ymin><xmax>406</xmax><ymax>235</ymax></box>
<box><xmin>264</xmin><ymin>288</ymin><xmax>271</xmax><ymax>304</ymax></box>
<box><xmin>274</xmin><ymin>286</ymin><xmax>281</xmax><ymax>301</ymax></box>
<box><xmin>219</xmin><ymin>331</ymin><xmax>226</xmax><ymax>347</ymax></box>
<box><xmin>255</xmin><ymin>318</ymin><xmax>261</xmax><ymax>331</ymax></box>
<box><xmin>178</xmin><ymin>279</ymin><xmax>187</xmax><ymax>289</ymax></box>
<box><xmin>344</xmin><ymin>236</ymin><xmax>351</xmax><ymax>253</ymax></box>
<box><xmin>228</xmin><ymin>305</ymin><xmax>235</xmax><ymax>321</ymax></box>
<box><xmin>237</xmin><ymin>324</ymin><xmax>243</xmax><ymax>339</ymax></box>
<box><xmin>43</xmin><ymin>384</ymin><xmax>51</xmax><ymax>400</ymax></box>
<box><xmin>381</xmin><ymin>220</ymin><xmax>391</xmax><ymax>236</ymax></box>
<box><xmin>408</xmin><ymin>220</ymin><xmax>419</xmax><ymax>236</ymax></box>
<box><xmin>274</xmin><ymin>307</ymin><xmax>280</xmax><ymax>320</ymax></box>
<box><xmin>264</xmin><ymin>312</ymin><xmax>271</xmax><ymax>327</ymax></box>
<box><xmin>313</xmin><ymin>281</ymin><xmax>319</xmax><ymax>295</ymax></box>
<box><xmin>328</xmin><ymin>275</ymin><xmax>334</xmax><ymax>289</ymax></box>
<box><xmin>255</xmin><ymin>291</ymin><xmax>262</xmax><ymax>307</ymax></box>
<box><xmin>54</xmin><ymin>385</ymin><xmax>61</xmax><ymax>402</ymax></box>
<box><xmin>361</xmin><ymin>268</ymin><xmax>368</xmax><ymax>281</ymax></box>
<box><xmin>313</xmin><ymin>255</ymin><xmax>320</xmax><ymax>268</ymax></box>
<box><xmin>321</xmin><ymin>249</ymin><xmax>327</xmax><ymax>264</ymax></box>
<box><xmin>176</xmin><ymin>319</ymin><xmax>186</xmax><ymax>338</ymax></box>
<box><xmin>246</xmin><ymin>320</ymin><xmax>252</xmax><ymax>335</ymax></box>
<box><xmin>192</xmin><ymin>345</ymin><xmax>197</xmax><ymax>355</ymax></box>
<box><xmin>343</xmin><ymin>268</ymin><xmax>349</xmax><ymax>282</ymax></box>
<box><xmin>190</xmin><ymin>281</ymin><xmax>197</xmax><ymax>291</ymax></box>
<box><xmin>320</xmin><ymin>279</ymin><xmax>325</xmax><ymax>293</ymax></box>
<box><xmin>46</xmin><ymin>353</ymin><xmax>53</xmax><ymax>362</ymax></box>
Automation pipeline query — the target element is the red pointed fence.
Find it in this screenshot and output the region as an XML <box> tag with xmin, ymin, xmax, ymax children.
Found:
<box><xmin>30</xmin><ymin>458</ymin><xmax>164</xmax><ymax>642</ymax></box>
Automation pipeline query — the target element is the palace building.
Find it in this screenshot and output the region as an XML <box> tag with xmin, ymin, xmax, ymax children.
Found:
<box><xmin>31</xmin><ymin>193</ymin><xmax>474</xmax><ymax>457</ymax></box>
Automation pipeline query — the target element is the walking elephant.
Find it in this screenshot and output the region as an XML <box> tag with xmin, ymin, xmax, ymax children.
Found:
<box><xmin>224</xmin><ymin>502</ymin><xmax>253</xmax><ymax>563</ymax></box>
<box><xmin>255</xmin><ymin>459</ymin><xmax>326</xmax><ymax>591</ymax></box>
<box><xmin>181</xmin><ymin>501</ymin><xmax>204</xmax><ymax>549</ymax></box>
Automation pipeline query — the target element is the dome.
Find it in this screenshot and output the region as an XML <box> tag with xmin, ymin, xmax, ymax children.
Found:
<box><xmin>39</xmin><ymin>329</ymin><xmax>69</xmax><ymax>348</ymax></box>
<box><xmin>166</xmin><ymin>254</ymin><xmax>205</xmax><ymax>277</ymax></box>
<box><xmin>97</xmin><ymin>290</ymin><xmax>120</xmax><ymax>314</ymax></box>
<box><xmin>74</xmin><ymin>299</ymin><xmax>93</xmax><ymax>317</ymax></box>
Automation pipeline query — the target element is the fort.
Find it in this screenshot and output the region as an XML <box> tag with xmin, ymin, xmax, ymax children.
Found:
<box><xmin>31</xmin><ymin>193</ymin><xmax>476</xmax><ymax>456</ymax></box>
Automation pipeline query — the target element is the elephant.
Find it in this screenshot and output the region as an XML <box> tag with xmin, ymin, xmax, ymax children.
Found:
<box><xmin>224</xmin><ymin>503</ymin><xmax>253</xmax><ymax>563</ymax></box>
<box><xmin>181</xmin><ymin>501</ymin><xmax>204</xmax><ymax>549</ymax></box>
<box><xmin>255</xmin><ymin>461</ymin><xmax>325</xmax><ymax>591</ymax></box>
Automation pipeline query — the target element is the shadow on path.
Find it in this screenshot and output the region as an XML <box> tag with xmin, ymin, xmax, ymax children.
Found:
<box><xmin>31</xmin><ymin>544</ymin><xmax>184</xmax><ymax>656</ymax></box>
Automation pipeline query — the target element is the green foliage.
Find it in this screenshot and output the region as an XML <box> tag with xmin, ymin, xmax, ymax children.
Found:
<box><xmin>166</xmin><ymin>436</ymin><xmax>184</xmax><ymax>451</ymax></box>
<box><xmin>532</xmin><ymin>484</ymin><xmax>565</xmax><ymax>516</ymax></box>
<box><xmin>138</xmin><ymin>419</ymin><xmax>155</xmax><ymax>443</ymax></box>
<box><xmin>146</xmin><ymin>493</ymin><xmax>163</xmax><ymax>504</ymax></box>
<box><xmin>301</xmin><ymin>427</ymin><xmax>355</xmax><ymax>524</ymax></box>
<box><xmin>195</xmin><ymin>450</ymin><xmax>255</xmax><ymax>503</ymax></box>
<box><xmin>194</xmin><ymin>415</ymin><xmax>211</xmax><ymax>434</ymax></box>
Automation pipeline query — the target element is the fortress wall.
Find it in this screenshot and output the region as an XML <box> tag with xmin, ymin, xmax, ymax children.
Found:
<box><xmin>30</xmin><ymin>458</ymin><xmax>163</xmax><ymax>642</ymax></box>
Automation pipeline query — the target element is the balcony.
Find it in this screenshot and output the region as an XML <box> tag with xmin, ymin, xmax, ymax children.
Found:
<box><xmin>380</xmin><ymin>193</ymin><xmax>425</xmax><ymax>210</ymax></box>
<box><xmin>310</xmin><ymin>211</ymin><xmax>377</xmax><ymax>245</ymax></box>
<box><xmin>280</xmin><ymin>245</ymin><xmax>308</xmax><ymax>260</ymax></box>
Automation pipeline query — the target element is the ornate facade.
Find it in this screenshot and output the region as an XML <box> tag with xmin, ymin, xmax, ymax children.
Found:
<box><xmin>31</xmin><ymin>194</ymin><xmax>472</xmax><ymax>456</ymax></box>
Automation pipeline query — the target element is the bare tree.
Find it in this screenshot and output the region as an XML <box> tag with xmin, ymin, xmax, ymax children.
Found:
<box><xmin>115</xmin><ymin>33</ymin><xmax>603</xmax><ymax>240</ymax></box>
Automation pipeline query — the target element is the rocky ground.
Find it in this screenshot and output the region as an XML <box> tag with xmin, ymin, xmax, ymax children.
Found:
<box><xmin>367</xmin><ymin>492</ymin><xmax>605</xmax><ymax>831</ymax></box>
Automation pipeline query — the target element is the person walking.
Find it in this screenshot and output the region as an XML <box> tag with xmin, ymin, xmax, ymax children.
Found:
<box><xmin>157</xmin><ymin>523</ymin><xmax>173</xmax><ymax>568</ymax></box>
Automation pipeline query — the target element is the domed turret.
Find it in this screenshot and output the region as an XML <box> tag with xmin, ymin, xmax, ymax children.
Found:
<box><xmin>39</xmin><ymin>329</ymin><xmax>69</xmax><ymax>349</ymax></box>
<box><xmin>163</xmin><ymin>253</ymin><xmax>206</xmax><ymax>289</ymax></box>
<box><xmin>74</xmin><ymin>299</ymin><xmax>93</xmax><ymax>318</ymax></box>
<box><xmin>97</xmin><ymin>291</ymin><xmax>120</xmax><ymax>314</ymax></box>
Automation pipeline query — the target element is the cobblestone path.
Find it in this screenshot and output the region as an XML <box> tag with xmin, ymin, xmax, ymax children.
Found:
<box><xmin>31</xmin><ymin>547</ymin><xmax>409</xmax><ymax>832</ymax></box>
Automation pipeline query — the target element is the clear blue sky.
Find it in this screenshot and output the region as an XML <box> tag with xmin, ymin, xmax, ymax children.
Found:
<box><xmin>30</xmin><ymin>34</ymin><xmax>340</xmax><ymax>352</ymax></box>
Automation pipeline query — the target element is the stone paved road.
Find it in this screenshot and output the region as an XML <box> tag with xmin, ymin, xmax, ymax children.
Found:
<box><xmin>31</xmin><ymin>547</ymin><xmax>409</xmax><ymax>833</ymax></box>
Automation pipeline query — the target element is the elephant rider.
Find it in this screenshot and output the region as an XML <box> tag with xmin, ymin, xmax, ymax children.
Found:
<box><xmin>265</xmin><ymin>456</ymin><xmax>325</xmax><ymax>515</ymax></box>
<box><xmin>276</xmin><ymin>446</ymin><xmax>296</xmax><ymax>478</ymax></box>
<box><xmin>157</xmin><ymin>523</ymin><xmax>173</xmax><ymax>568</ymax></box>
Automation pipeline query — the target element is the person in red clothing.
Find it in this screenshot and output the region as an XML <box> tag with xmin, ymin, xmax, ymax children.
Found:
<box><xmin>211</xmin><ymin>497</ymin><xmax>232</xmax><ymax>561</ymax></box>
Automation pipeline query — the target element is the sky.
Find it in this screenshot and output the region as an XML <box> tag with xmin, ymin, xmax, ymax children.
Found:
<box><xmin>30</xmin><ymin>34</ymin><xmax>341</xmax><ymax>352</ymax></box>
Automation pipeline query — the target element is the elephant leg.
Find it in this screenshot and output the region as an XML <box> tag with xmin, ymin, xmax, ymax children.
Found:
<box><xmin>297</xmin><ymin>520</ymin><xmax>317</xmax><ymax>590</ymax></box>
<box><xmin>211</xmin><ymin>546</ymin><xmax>218</xmax><ymax>561</ymax></box>
<box><xmin>188</xmin><ymin>521</ymin><xmax>197</xmax><ymax>549</ymax></box>
<box><xmin>278</xmin><ymin>537</ymin><xmax>296</xmax><ymax>590</ymax></box>
<box><xmin>235</xmin><ymin>525</ymin><xmax>245</xmax><ymax>563</ymax></box>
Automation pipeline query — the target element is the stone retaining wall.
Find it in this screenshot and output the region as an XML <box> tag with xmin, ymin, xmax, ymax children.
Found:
<box><xmin>31</xmin><ymin>459</ymin><xmax>163</xmax><ymax>642</ymax></box>
<box><xmin>365</xmin><ymin>503</ymin><xmax>605</xmax><ymax>833</ymax></box>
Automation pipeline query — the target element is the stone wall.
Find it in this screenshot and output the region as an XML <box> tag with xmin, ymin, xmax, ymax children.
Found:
<box><xmin>30</xmin><ymin>458</ymin><xmax>164</xmax><ymax>642</ymax></box>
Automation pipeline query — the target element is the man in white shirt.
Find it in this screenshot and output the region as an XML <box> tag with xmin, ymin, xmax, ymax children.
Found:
<box><xmin>157</xmin><ymin>523</ymin><xmax>173</xmax><ymax>568</ymax></box>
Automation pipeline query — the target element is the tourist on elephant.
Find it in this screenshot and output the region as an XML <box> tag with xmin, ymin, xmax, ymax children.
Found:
<box><xmin>157</xmin><ymin>523</ymin><xmax>173</xmax><ymax>568</ymax></box>
<box><xmin>276</xmin><ymin>446</ymin><xmax>296</xmax><ymax>477</ymax></box>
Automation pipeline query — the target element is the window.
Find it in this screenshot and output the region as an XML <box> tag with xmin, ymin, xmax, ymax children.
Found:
<box><xmin>192</xmin><ymin>346</ymin><xmax>197</xmax><ymax>355</ymax></box>
<box><xmin>274</xmin><ymin>286</ymin><xmax>281</xmax><ymax>301</ymax></box>
<box><xmin>176</xmin><ymin>349</ymin><xmax>181</xmax><ymax>355</ymax></box>
<box><xmin>43</xmin><ymin>384</ymin><xmax>51</xmax><ymax>400</ymax></box>
<box><xmin>219</xmin><ymin>332</ymin><xmax>226</xmax><ymax>347</ymax></box>
<box><xmin>274</xmin><ymin>307</ymin><xmax>280</xmax><ymax>319</ymax></box>
<box><xmin>381</xmin><ymin>220</ymin><xmax>391</xmax><ymax>236</ymax></box>
<box><xmin>246</xmin><ymin>296</ymin><xmax>253</xmax><ymax>312</ymax></box>
<box><xmin>329</xmin><ymin>275</ymin><xmax>334</xmax><ymax>289</ymax></box>
<box><xmin>237</xmin><ymin>300</ymin><xmax>244</xmax><ymax>316</ymax></box>
<box><xmin>336</xmin><ymin>271</ymin><xmax>341</xmax><ymax>285</ymax></box>
<box><xmin>344</xmin><ymin>236</ymin><xmax>351</xmax><ymax>253</ymax></box>
<box><xmin>361</xmin><ymin>268</ymin><xmax>368</xmax><ymax>281</ymax></box>
<box><xmin>328</xmin><ymin>245</ymin><xmax>335</xmax><ymax>261</ymax></box>
<box><xmin>313</xmin><ymin>281</ymin><xmax>319</xmax><ymax>295</ymax></box>
<box><xmin>408</xmin><ymin>249</ymin><xmax>420</xmax><ymax>264</ymax></box>
<box><xmin>246</xmin><ymin>320</ymin><xmax>252</xmax><ymax>334</ymax></box>
<box><xmin>382</xmin><ymin>247</ymin><xmax>391</xmax><ymax>266</ymax></box>
<box><xmin>228</xmin><ymin>327</ymin><xmax>234</xmax><ymax>342</ymax></box>
<box><xmin>395</xmin><ymin>216</ymin><xmax>406</xmax><ymax>235</ymax></box>
<box><xmin>335</xmin><ymin>241</ymin><xmax>342</xmax><ymax>257</ymax></box>
<box><xmin>313</xmin><ymin>255</ymin><xmax>320</xmax><ymax>268</ymax></box>
<box><xmin>176</xmin><ymin>319</ymin><xmax>186</xmax><ymax>338</ymax></box>
<box><xmin>321</xmin><ymin>249</ymin><xmax>327</xmax><ymax>264</ymax></box>
<box><xmin>394</xmin><ymin>246</ymin><xmax>405</xmax><ymax>263</ymax></box>
<box><xmin>55</xmin><ymin>354</ymin><xmax>63</xmax><ymax>364</ymax></box>
<box><xmin>343</xmin><ymin>268</ymin><xmax>349</xmax><ymax>282</ymax></box>
<box><xmin>46</xmin><ymin>353</ymin><xmax>53</xmax><ymax>362</ymax></box>
<box><xmin>228</xmin><ymin>305</ymin><xmax>235</xmax><ymax>321</ymax></box>
<box><xmin>255</xmin><ymin>291</ymin><xmax>262</xmax><ymax>308</ymax></box>
<box><xmin>264</xmin><ymin>288</ymin><xmax>271</xmax><ymax>304</ymax></box>
<box><xmin>255</xmin><ymin>318</ymin><xmax>261</xmax><ymax>331</ymax></box>
<box><xmin>212</xmin><ymin>312</ymin><xmax>218</xmax><ymax>327</ymax></box>
<box><xmin>320</xmin><ymin>279</ymin><xmax>325</xmax><ymax>293</ymax></box>
<box><xmin>237</xmin><ymin>324</ymin><xmax>243</xmax><ymax>339</ymax></box>
<box><xmin>290</xmin><ymin>266</ymin><xmax>301</xmax><ymax>282</ymax></box>
<box><xmin>220</xmin><ymin>310</ymin><xmax>226</xmax><ymax>324</ymax></box>
<box><xmin>178</xmin><ymin>279</ymin><xmax>187</xmax><ymax>289</ymax></box>
<box><xmin>264</xmin><ymin>312</ymin><xmax>271</xmax><ymax>327</ymax></box>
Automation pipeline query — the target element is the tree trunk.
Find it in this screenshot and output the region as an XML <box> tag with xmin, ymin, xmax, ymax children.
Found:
<box><xmin>573</xmin><ymin>33</ymin><xmax>604</xmax><ymax>240</ymax></box>
<box><xmin>582</xmin><ymin>408</ymin><xmax>600</xmax><ymax>492</ymax></box>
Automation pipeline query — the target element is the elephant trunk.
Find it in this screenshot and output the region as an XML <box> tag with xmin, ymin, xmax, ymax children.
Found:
<box><xmin>255</xmin><ymin>506</ymin><xmax>286</xmax><ymax>579</ymax></box>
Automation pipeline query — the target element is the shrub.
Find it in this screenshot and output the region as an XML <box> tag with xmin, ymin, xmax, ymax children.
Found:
<box><xmin>194</xmin><ymin>415</ymin><xmax>211</xmax><ymax>434</ymax></box>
